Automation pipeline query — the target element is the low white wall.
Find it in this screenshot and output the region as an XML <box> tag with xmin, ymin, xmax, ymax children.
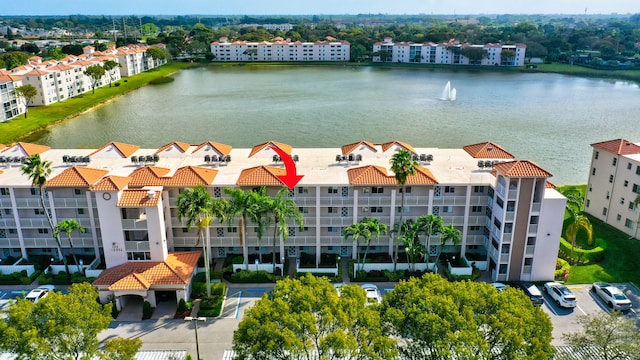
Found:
<box><xmin>233</xmin><ymin>263</ymin><xmax>283</xmax><ymax>273</ymax></box>
<box><xmin>297</xmin><ymin>265</ymin><xmax>338</xmax><ymax>276</ymax></box>
<box><xmin>469</xmin><ymin>260</ymin><xmax>488</xmax><ymax>271</ymax></box>
<box><xmin>448</xmin><ymin>263</ymin><xmax>473</xmax><ymax>276</ymax></box>
<box><xmin>355</xmin><ymin>262</ymin><xmax>437</xmax><ymax>278</ymax></box>
<box><xmin>85</xmin><ymin>269</ymin><xmax>104</xmax><ymax>278</ymax></box>
<box><xmin>0</xmin><ymin>264</ymin><xmax>35</xmax><ymax>276</ymax></box>
<box><xmin>50</xmin><ymin>264</ymin><xmax>92</xmax><ymax>275</ymax></box>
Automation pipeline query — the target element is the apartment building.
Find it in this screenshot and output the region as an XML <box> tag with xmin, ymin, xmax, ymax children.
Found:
<box><xmin>6</xmin><ymin>44</ymin><xmax>165</xmax><ymax>106</ymax></box>
<box><xmin>0</xmin><ymin>74</ymin><xmax>25</xmax><ymax>122</ymax></box>
<box><xmin>372</xmin><ymin>37</ymin><xmax>526</xmax><ymax>66</ymax></box>
<box><xmin>0</xmin><ymin>139</ymin><xmax>565</xmax><ymax>295</ymax></box>
<box><xmin>210</xmin><ymin>37</ymin><xmax>350</xmax><ymax>62</ymax></box>
<box><xmin>585</xmin><ymin>138</ymin><xmax>640</xmax><ymax>238</ymax></box>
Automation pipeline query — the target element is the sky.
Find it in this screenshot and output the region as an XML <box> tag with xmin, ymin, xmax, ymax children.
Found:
<box><xmin>3</xmin><ymin>0</ymin><xmax>640</xmax><ymax>16</ymax></box>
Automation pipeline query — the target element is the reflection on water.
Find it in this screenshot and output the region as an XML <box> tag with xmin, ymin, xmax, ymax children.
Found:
<box><xmin>36</xmin><ymin>65</ymin><xmax>640</xmax><ymax>185</ymax></box>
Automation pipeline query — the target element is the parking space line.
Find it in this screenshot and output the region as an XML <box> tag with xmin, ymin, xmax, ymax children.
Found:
<box><xmin>234</xmin><ymin>291</ymin><xmax>242</xmax><ymax>319</ymax></box>
<box><xmin>575</xmin><ymin>304</ymin><xmax>586</xmax><ymax>315</ymax></box>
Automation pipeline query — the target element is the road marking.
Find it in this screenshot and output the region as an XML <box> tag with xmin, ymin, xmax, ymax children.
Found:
<box><xmin>235</xmin><ymin>291</ymin><xmax>242</xmax><ymax>319</ymax></box>
<box><xmin>576</xmin><ymin>304</ymin><xmax>587</xmax><ymax>315</ymax></box>
<box><xmin>0</xmin><ymin>293</ymin><xmax>6</xmax><ymax>300</ymax></box>
<box><xmin>222</xmin><ymin>291</ymin><xmax>242</xmax><ymax>319</ymax></box>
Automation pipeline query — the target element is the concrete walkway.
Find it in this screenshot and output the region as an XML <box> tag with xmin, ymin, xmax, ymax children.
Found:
<box><xmin>116</xmin><ymin>296</ymin><xmax>143</xmax><ymax>321</ymax></box>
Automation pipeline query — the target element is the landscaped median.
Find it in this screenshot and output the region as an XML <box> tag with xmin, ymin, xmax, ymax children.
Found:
<box><xmin>0</xmin><ymin>62</ymin><xmax>192</xmax><ymax>144</ymax></box>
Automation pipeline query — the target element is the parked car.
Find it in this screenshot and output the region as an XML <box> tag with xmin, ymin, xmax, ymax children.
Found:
<box><xmin>25</xmin><ymin>285</ymin><xmax>56</xmax><ymax>304</ymax></box>
<box><xmin>591</xmin><ymin>282</ymin><xmax>632</xmax><ymax>311</ymax></box>
<box><xmin>360</xmin><ymin>284</ymin><xmax>382</xmax><ymax>305</ymax></box>
<box><xmin>543</xmin><ymin>282</ymin><xmax>576</xmax><ymax>308</ymax></box>
<box><xmin>491</xmin><ymin>282</ymin><xmax>507</xmax><ymax>291</ymax></box>
<box><xmin>516</xmin><ymin>282</ymin><xmax>544</xmax><ymax>306</ymax></box>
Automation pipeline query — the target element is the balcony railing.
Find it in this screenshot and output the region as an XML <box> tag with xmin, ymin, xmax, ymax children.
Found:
<box><xmin>531</xmin><ymin>202</ymin><xmax>541</xmax><ymax>213</ymax></box>
<box><xmin>0</xmin><ymin>218</ymin><xmax>17</xmax><ymax>227</ymax></box>
<box><xmin>526</xmin><ymin>245</ymin><xmax>535</xmax><ymax>255</ymax></box>
<box><xmin>505</xmin><ymin>211</ymin><xmax>515</xmax><ymax>222</ymax></box>
<box><xmin>16</xmin><ymin>218</ymin><xmax>49</xmax><ymax>228</ymax></box>
<box><xmin>52</xmin><ymin>197</ymin><xmax>88</xmax><ymax>208</ymax></box>
<box><xmin>124</xmin><ymin>241</ymin><xmax>150</xmax><ymax>251</ymax></box>
<box><xmin>500</xmin><ymin>253</ymin><xmax>510</xmax><ymax>263</ymax></box>
<box><xmin>0</xmin><ymin>238</ymin><xmax>21</xmax><ymax>247</ymax></box>
<box><xmin>528</xmin><ymin>224</ymin><xmax>539</xmax><ymax>234</ymax></box>
<box><xmin>14</xmin><ymin>198</ymin><xmax>41</xmax><ymax>208</ymax></box>
<box><xmin>432</xmin><ymin>195</ymin><xmax>468</xmax><ymax>205</ymax></box>
<box><xmin>23</xmin><ymin>238</ymin><xmax>59</xmax><ymax>248</ymax></box>
<box><xmin>0</xmin><ymin>197</ymin><xmax>12</xmax><ymax>207</ymax></box>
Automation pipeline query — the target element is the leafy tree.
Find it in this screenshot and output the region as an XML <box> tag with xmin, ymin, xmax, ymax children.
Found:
<box><xmin>99</xmin><ymin>337</ymin><xmax>142</xmax><ymax>360</ymax></box>
<box><xmin>563</xmin><ymin>189</ymin><xmax>593</xmax><ymax>264</ymax></box>
<box><xmin>102</xmin><ymin>59</ymin><xmax>121</xmax><ymax>87</ymax></box>
<box><xmin>84</xmin><ymin>65</ymin><xmax>106</xmax><ymax>94</ymax></box>
<box><xmin>0</xmin><ymin>51</ymin><xmax>30</xmax><ymax>70</ymax></box>
<box><xmin>224</xmin><ymin>187</ymin><xmax>267</xmax><ymax>270</ymax></box>
<box><xmin>344</xmin><ymin>221</ymin><xmax>371</xmax><ymax>272</ymax></box>
<box><xmin>44</xmin><ymin>47</ymin><xmax>65</xmax><ymax>60</ymax></box>
<box><xmin>14</xmin><ymin>84</ymin><xmax>38</xmax><ymax>118</ymax></box>
<box><xmin>373</xmin><ymin>50</ymin><xmax>392</xmax><ymax>62</ymax></box>
<box><xmin>265</xmin><ymin>188</ymin><xmax>303</xmax><ymax>271</ymax></box>
<box><xmin>146</xmin><ymin>47</ymin><xmax>167</xmax><ymax>62</ymax></box>
<box><xmin>20</xmin><ymin>42</ymin><xmax>40</xmax><ymax>54</ymax></box>
<box><xmin>501</xmin><ymin>49</ymin><xmax>517</xmax><ymax>58</ymax></box>
<box><xmin>562</xmin><ymin>312</ymin><xmax>640</xmax><ymax>360</ymax></box>
<box><xmin>0</xmin><ymin>283</ymin><xmax>139</xmax><ymax>360</ymax></box>
<box><xmin>380</xmin><ymin>273</ymin><xmax>554</xmax><ymax>359</ymax></box>
<box><xmin>460</xmin><ymin>46</ymin><xmax>487</xmax><ymax>63</ymax></box>
<box><xmin>177</xmin><ymin>185</ymin><xmax>221</xmax><ymax>298</ymax></box>
<box><xmin>53</xmin><ymin>219</ymin><xmax>85</xmax><ymax>274</ymax></box>
<box><xmin>61</xmin><ymin>43</ymin><xmax>84</xmax><ymax>56</ymax></box>
<box><xmin>233</xmin><ymin>274</ymin><xmax>396</xmax><ymax>359</ymax></box>
<box><xmin>21</xmin><ymin>154</ymin><xmax>68</xmax><ymax>269</ymax></box>
<box><xmin>390</xmin><ymin>149</ymin><xmax>418</xmax><ymax>270</ymax></box>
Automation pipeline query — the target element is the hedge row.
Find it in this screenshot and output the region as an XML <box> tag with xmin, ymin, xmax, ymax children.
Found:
<box><xmin>0</xmin><ymin>270</ymin><xmax>41</xmax><ymax>285</ymax></box>
<box><xmin>558</xmin><ymin>237</ymin><xmax>606</xmax><ymax>264</ymax></box>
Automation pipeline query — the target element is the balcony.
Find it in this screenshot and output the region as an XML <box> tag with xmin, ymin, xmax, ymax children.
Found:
<box><xmin>122</xmin><ymin>219</ymin><xmax>148</xmax><ymax>230</ymax></box>
<box><xmin>59</xmin><ymin>237</ymin><xmax>94</xmax><ymax>247</ymax></box>
<box><xmin>52</xmin><ymin>197</ymin><xmax>88</xmax><ymax>208</ymax></box>
<box><xmin>500</xmin><ymin>253</ymin><xmax>510</xmax><ymax>263</ymax></box>
<box><xmin>172</xmin><ymin>237</ymin><xmax>198</xmax><ymax>247</ymax></box>
<box><xmin>505</xmin><ymin>211</ymin><xmax>515</xmax><ymax>222</ymax></box>
<box><xmin>14</xmin><ymin>198</ymin><xmax>41</xmax><ymax>208</ymax></box>
<box><xmin>531</xmin><ymin>202</ymin><xmax>541</xmax><ymax>213</ymax></box>
<box><xmin>23</xmin><ymin>237</ymin><xmax>59</xmax><ymax>248</ymax></box>
<box><xmin>432</xmin><ymin>195</ymin><xmax>468</xmax><ymax>205</ymax></box>
<box><xmin>465</xmin><ymin>235</ymin><xmax>486</xmax><ymax>245</ymax></box>
<box><xmin>528</xmin><ymin>224</ymin><xmax>539</xmax><ymax>234</ymax></box>
<box><xmin>124</xmin><ymin>241</ymin><xmax>150</xmax><ymax>252</ymax></box>
<box><xmin>319</xmin><ymin>197</ymin><xmax>354</xmax><ymax>206</ymax></box>
<box><xmin>502</xmin><ymin>232</ymin><xmax>512</xmax><ymax>243</ymax></box>
<box><xmin>0</xmin><ymin>218</ymin><xmax>17</xmax><ymax>227</ymax></box>
<box><xmin>17</xmin><ymin>218</ymin><xmax>49</xmax><ymax>228</ymax></box>
<box><xmin>508</xmin><ymin>189</ymin><xmax>518</xmax><ymax>199</ymax></box>
<box><xmin>526</xmin><ymin>245</ymin><xmax>535</xmax><ymax>255</ymax></box>
<box><xmin>0</xmin><ymin>197</ymin><xmax>12</xmax><ymax>207</ymax></box>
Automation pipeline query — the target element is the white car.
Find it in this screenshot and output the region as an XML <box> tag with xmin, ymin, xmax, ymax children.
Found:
<box><xmin>491</xmin><ymin>282</ymin><xmax>507</xmax><ymax>291</ymax></box>
<box><xmin>360</xmin><ymin>284</ymin><xmax>382</xmax><ymax>305</ymax></box>
<box><xmin>592</xmin><ymin>282</ymin><xmax>632</xmax><ymax>311</ymax></box>
<box><xmin>543</xmin><ymin>282</ymin><xmax>576</xmax><ymax>308</ymax></box>
<box><xmin>25</xmin><ymin>285</ymin><xmax>56</xmax><ymax>304</ymax></box>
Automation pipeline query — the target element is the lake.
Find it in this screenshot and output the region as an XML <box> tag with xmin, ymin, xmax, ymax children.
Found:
<box><xmin>35</xmin><ymin>65</ymin><xmax>640</xmax><ymax>185</ymax></box>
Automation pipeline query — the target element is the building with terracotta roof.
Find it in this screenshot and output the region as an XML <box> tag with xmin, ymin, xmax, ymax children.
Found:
<box><xmin>210</xmin><ymin>37</ymin><xmax>350</xmax><ymax>62</ymax></box>
<box><xmin>0</xmin><ymin>139</ymin><xmax>565</xmax><ymax>290</ymax></box>
<box><xmin>0</xmin><ymin>74</ymin><xmax>26</xmax><ymax>122</ymax></box>
<box><xmin>372</xmin><ymin>37</ymin><xmax>526</xmax><ymax>66</ymax></box>
<box><xmin>585</xmin><ymin>139</ymin><xmax>640</xmax><ymax>238</ymax></box>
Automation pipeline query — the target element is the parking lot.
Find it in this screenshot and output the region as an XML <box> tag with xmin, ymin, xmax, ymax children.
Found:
<box><xmin>538</xmin><ymin>283</ymin><xmax>640</xmax><ymax>345</ymax></box>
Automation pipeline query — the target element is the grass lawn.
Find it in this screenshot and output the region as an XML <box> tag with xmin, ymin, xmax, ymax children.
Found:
<box><xmin>0</xmin><ymin>62</ymin><xmax>191</xmax><ymax>145</ymax></box>
<box><xmin>529</xmin><ymin>63</ymin><xmax>640</xmax><ymax>83</ymax></box>
<box><xmin>557</xmin><ymin>185</ymin><xmax>640</xmax><ymax>285</ymax></box>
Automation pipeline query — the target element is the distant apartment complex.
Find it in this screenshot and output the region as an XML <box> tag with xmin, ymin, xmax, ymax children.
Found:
<box><xmin>210</xmin><ymin>37</ymin><xmax>350</xmax><ymax>61</ymax></box>
<box><xmin>0</xmin><ymin>74</ymin><xmax>25</xmax><ymax>122</ymax></box>
<box><xmin>0</xmin><ymin>43</ymin><xmax>167</xmax><ymax>113</ymax></box>
<box><xmin>238</xmin><ymin>23</ymin><xmax>295</xmax><ymax>31</ymax></box>
<box><xmin>373</xmin><ymin>37</ymin><xmax>526</xmax><ymax>66</ymax></box>
<box><xmin>0</xmin><ymin>140</ymin><xmax>564</xmax><ymax>303</ymax></box>
<box><xmin>585</xmin><ymin>139</ymin><xmax>640</xmax><ymax>238</ymax></box>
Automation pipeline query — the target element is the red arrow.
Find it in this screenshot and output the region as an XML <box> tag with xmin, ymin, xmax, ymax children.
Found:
<box><xmin>269</xmin><ymin>145</ymin><xmax>303</xmax><ymax>189</ymax></box>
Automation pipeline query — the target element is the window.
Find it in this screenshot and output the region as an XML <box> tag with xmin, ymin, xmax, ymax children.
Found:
<box><xmin>444</xmin><ymin>186</ymin><xmax>455</xmax><ymax>193</ymax></box>
<box><xmin>527</xmin><ymin>237</ymin><xmax>536</xmax><ymax>245</ymax></box>
<box><xmin>371</xmin><ymin>187</ymin><xmax>384</xmax><ymax>194</ymax></box>
<box><xmin>443</xmin><ymin>206</ymin><xmax>453</xmax><ymax>213</ymax></box>
<box><xmin>399</xmin><ymin>187</ymin><xmax>411</xmax><ymax>193</ymax></box>
<box><xmin>328</xmin><ymin>207</ymin><xmax>336</xmax><ymax>213</ymax></box>
<box><xmin>636</xmin><ymin>166</ymin><xmax>640</xmax><ymax>175</ymax></box>
<box><xmin>0</xmin><ymin>188</ymin><xmax>9</xmax><ymax>196</ymax></box>
<box><xmin>38</xmin><ymin>228</ymin><xmax>49</xmax><ymax>234</ymax></box>
<box><xmin>586</xmin><ymin>199</ymin><xmax>590</xmax><ymax>208</ymax></box>
<box><xmin>602</xmin><ymin>207</ymin><xmax>608</xmax><ymax>216</ymax></box>
<box><xmin>613</xmin><ymin>158</ymin><xmax>617</xmax><ymax>166</ymax></box>
<box><xmin>396</xmin><ymin>207</ymin><xmax>409</xmax><ymax>214</ymax></box>
<box><xmin>370</xmin><ymin>207</ymin><xmax>383</xmax><ymax>213</ymax></box>
<box><xmin>328</xmin><ymin>227</ymin><xmax>339</xmax><ymax>233</ymax></box>
<box><xmin>34</xmin><ymin>209</ymin><xmax>45</xmax><ymax>215</ymax></box>
<box><xmin>499</xmin><ymin>264</ymin><xmax>508</xmax><ymax>274</ymax></box>
<box><xmin>493</xmin><ymin>218</ymin><xmax>502</xmax><ymax>230</ymax></box>
<box><xmin>621</xmin><ymin>198</ymin><xmax>625</xmax><ymax>205</ymax></box>
<box><xmin>624</xmin><ymin>180</ymin><xmax>629</xmax><ymax>187</ymax></box>
<box><xmin>74</xmin><ymin>189</ymin><xmax>82</xmax><ymax>195</ymax></box>
<box><xmin>298</xmin><ymin>187</ymin><xmax>308</xmax><ymax>194</ymax></box>
<box><xmin>30</xmin><ymin>188</ymin><xmax>40</xmax><ymax>196</ymax></box>
<box><xmin>227</xmin><ymin>227</ymin><xmax>238</xmax><ymax>233</ymax></box>
<box><xmin>501</xmin><ymin>244</ymin><xmax>510</xmax><ymax>254</ymax></box>
<box><xmin>216</xmin><ymin>228</ymin><xmax>224</xmax><ymax>237</ymax></box>
<box><xmin>592</xmin><ymin>168</ymin><xmax>596</xmax><ymax>176</ymax></box>
<box><xmin>633</xmin><ymin>184</ymin><xmax>639</xmax><ymax>194</ymax></box>
<box><xmin>182</xmin><ymin>227</ymin><xmax>189</xmax><ymax>233</ymax></box>
<box><xmin>471</xmin><ymin>206</ymin><xmax>482</xmax><ymax>213</ymax></box>
<box><xmin>298</xmin><ymin>207</ymin><xmax>308</xmax><ymax>214</ymax></box>
<box><xmin>617</xmin><ymin>214</ymin><xmax>622</xmax><ymax>221</ymax></box>
<box><xmin>609</xmin><ymin>175</ymin><xmax>614</xmax><ymax>183</ymax></box>
<box><xmin>496</xmin><ymin>197</ymin><xmax>504</xmax><ymax>209</ymax></box>
<box><xmin>629</xmin><ymin>202</ymin><xmax>636</xmax><ymax>210</ymax></box>
<box><xmin>625</xmin><ymin>219</ymin><xmax>634</xmax><ymax>229</ymax></box>
<box><xmin>77</xmin><ymin>208</ymin><xmax>85</xmax><ymax>215</ymax></box>
<box><xmin>628</xmin><ymin>163</ymin><xmax>632</xmax><ymax>170</ymax></box>
<box><xmin>327</xmin><ymin>187</ymin><xmax>338</xmax><ymax>194</ymax></box>
<box><xmin>473</xmin><ymin>186</ymin><xmax>484</xmax><ymax>193</ymax></box>
<box><xmin>4</xmin><ymin>209</ymin><xmax>12</xmax><ymax>215</ymax></box>
<box><xmin>594</xmin><ymin>151</ymin><xmax>599</xmax><ymax>159</ymax></box>
<box><xmin>606</xmin><ymin>191</ymin><xmax>610</xmax><ymax>200</ymax></box>
<box><xmin>524</xmin><ymin>258</ymin><xmax>533</xmax><ymax>266</ymax></box>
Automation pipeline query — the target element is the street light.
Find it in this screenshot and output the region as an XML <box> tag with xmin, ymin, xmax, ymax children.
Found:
<box><xmin>185</xmin><ymin>316</ymin><xmax>206</xmax><ymax>360</ymax></box>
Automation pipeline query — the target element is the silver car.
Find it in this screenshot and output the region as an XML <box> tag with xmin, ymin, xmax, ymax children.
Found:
<box><xmin>592</xmin><ymin>282</ymin><xmax>632</xmax><ymax>311</ymax></box>
<box><xmin>543</xmin><ymin>282</ymin><xmax>576</xmax><ymax>308</ymax></box>
<box><xmin>25</xmin><ymin>285</ymin><xmax>56</xmax><ymax>304</ymax></box>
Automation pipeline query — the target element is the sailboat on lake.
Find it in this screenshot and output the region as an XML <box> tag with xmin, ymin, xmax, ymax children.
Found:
<box><xmin>440</xmin><ymin>81</ymin><xmax>457</xmax><ymax>101</ymax></box>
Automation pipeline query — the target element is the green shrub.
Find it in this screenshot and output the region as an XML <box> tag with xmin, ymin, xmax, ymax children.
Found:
<box><xmin>198</xmin><ymin>296</ymin><xmax>223</xmax><ymax>317</ymax></box>
<box><xmin>554</xmin><ymin>258</ymin><xmax>571</xmax><ymax>280</ymax></box>
<box><xmin>225</xmin><ymin>270</ymin><xmax>278</xmax><ymax>283</ymax></box>
<box><xmin>0</xmin><ymin>270</ymin><xmax>40</xmax><ymax>285</ymax></box>
<box><xmin>383</xmin><ymin>270</ymin><xmax>405</xmax><ymax>281</ymax></box>
<box><xmin>558</xmin><ymin>237</ymin><xmax>605</xmax><ymax>264</ymax></box>
<box><xmin>149</xmin><ymin>76</ymin><xmax>174</xmax><ymax>85</ymax></box>
<box><xmin>231</xmin><ymin>256</ymin><xmax>244</xmax><ymax>264</ymax></box>
<box><xmin>142</xmin><ymin>301</ymin><xmax>153</xmax><ymax>320</ymax></box>
<box><xmin>177</xmin><ymin>298</ymin><xmax>187</xmax><ymax>313</ymax></box>
<box><xmin>113</xmin><ymin>82</ymin><xmax>121</xmax><ymax>87</ymax></box>
<box><xmin>445</xmin><ymin>267</ymin><xmax>481</xmax><ymax>282</ymax></box>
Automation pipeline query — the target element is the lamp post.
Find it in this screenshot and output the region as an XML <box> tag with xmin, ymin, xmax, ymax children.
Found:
<box><xmin>185</xmin><ymin>316</ymin><xmax>206</xmax><ymax>360</ymax></box>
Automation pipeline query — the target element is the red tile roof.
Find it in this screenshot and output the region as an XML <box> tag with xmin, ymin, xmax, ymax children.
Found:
<box><xmin>463</xmin><ymin>142</ymin><xmax>515</xmax><ymax>159</ymax></box>
<box><xmin>89</xmin><ymin>142</ymin><xmax>140</xmax><ymax>158</ymax></box>
<box><xmin>93</xmin><ymin>251</ymin><xmax>201</xmax><ymax>291</ymax></box>
<box><xmin>347</xmin><ymin>165</ymin><xmax>438</xmax><ymax>185</ymax></box>
<box><xmin>89</xmin><ymin>176</ymin><xmax>131</xmax><ymax>191</ymax></box>
<box><xmin>1</xmin><ymin>142</ymin><xmax>50</xmax><ymax>156</ymax></box>
<box><xmin>237</xmin><ymin>166</ymin><xmax>287</xmax><ymax>186</ymax></box>
<box><xmin>128</xmin><ymin>166</ymin><xmax>172</xmax><ymax>187</ymax></box>
<box><xmin>128</xmin><ymin>166</ymin><xmax>217</xmax><ymax>187</ymax></box>
<box><xmin>546</xmin><ymin>181</ymin><xmax>556</xmax><ymax>189</ymax></box>
<box><xmin>381</xmin><ymin>141</ymin><xmax>416</xmax><ymax>154</ymax></box>
<box><xmin>117</xmin><ymin>189</ymin><xmax>161</xmax><ymax>207</ymax></box>
<box><xmin>341</xmin><ymin>141</ymin><xmax>377</xmax><ymax>155</ymax></box>
<box><xmin>591</xmin><ymin>139</ymin><xmax>640</xmax><ymax>155</ymax></box>
<box><xmin>192</xmin><ymin>141</ymin><xmax>233</xmax><ymax>156</ymax></box>
<box><xmin>249</xmin><ymin>141</ymin><xmax>292</xmax><ymax>157</ymax></box>
<box><xmin>46</xmin><ymin>167</ymin><xmax>109</xmax><ymax>187</ymax></box>
<box><xmin>155</xmin><ymin>141</ymin><xmax>192</xmax><ymax>154</ymax></box>
<box><xmin>493</xmin><ymin>160</ymin><xmax>552</xmax><ymax>178</ymax></box>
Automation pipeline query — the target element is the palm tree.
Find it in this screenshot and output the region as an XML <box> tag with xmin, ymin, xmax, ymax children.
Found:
<box><xmin>416</xmin><ymin>214</ymin><xmax>444</xmax><ymax>269</ymax></box>
<box><xmin>390</xmin><ymin>149</ymin><xmax>418</xmax><ymax>271</ymax></box>
<box><xmin>362</xmin><ymin>217</ymin><xmax>388</xmax><ymax>270</ymax></box>
<box><xmin>438</xmin><ymin>224</ymin><xmax>462</xmax><ymax>269</ymax></box>
<box><xmin>633</xmin><ymin>194</ymin><xmax>640</xmax><ymax>240</ymax></box>
<box><xmin>344</xmin><ymin>221</ymin><xmax>371</xmax><ymax>272</ymax></box>
<box><xmin>397</xmin><ymin>221</ymin><xmax>423</xmax><ymax>272</ymax></box>
<box><xmin>564</xmin><ymin>190</ymin><xmax>593</xmax><ymax>264</ymax></box>
<box><xmin>177</xmin><ymin>185</ymin><xmax>215</xmax><ymax>298</ymax></box>
<box><xmin>224</xmin><ymin>187</ymin><xmax>266</xmax><ymax>270</ymax></box>
<box><xmin>265</xmin><ymin>189</ymin><xmax>303</xmax><ymax>272</ymax></box>
<box><xmin>53</xmin><ymin>219</ymin><xmax>85</xmax><ymax>274</ymax></box>
<box><xmin>21</xmin><ymin>155</ymin><xmax>68</xmax><ymax>271</ymax></box>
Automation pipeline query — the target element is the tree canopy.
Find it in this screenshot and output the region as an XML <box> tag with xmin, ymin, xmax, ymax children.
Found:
<box><xmin>84</xmin><ymin>65</ymin><xmax>105</xmax><ymax>94</ymax></box>
<box><xmin>233</xmin><ymin>274</ymin><xmax>396</xmax><ymax>360</ymax></box>
<box><xmin>380</xmin><ymin>273</ymin><xmax>555</xmax><ymax>359</ymax></box>
<box><xmin>14</xmin><ymin>84</ymin><xmax>38</xmax><ymax>118</ymax></box>
<box><xmin>0</xmin><ymin>283</ymin><xmax>141</xmax><ymax>360</ymax></box>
